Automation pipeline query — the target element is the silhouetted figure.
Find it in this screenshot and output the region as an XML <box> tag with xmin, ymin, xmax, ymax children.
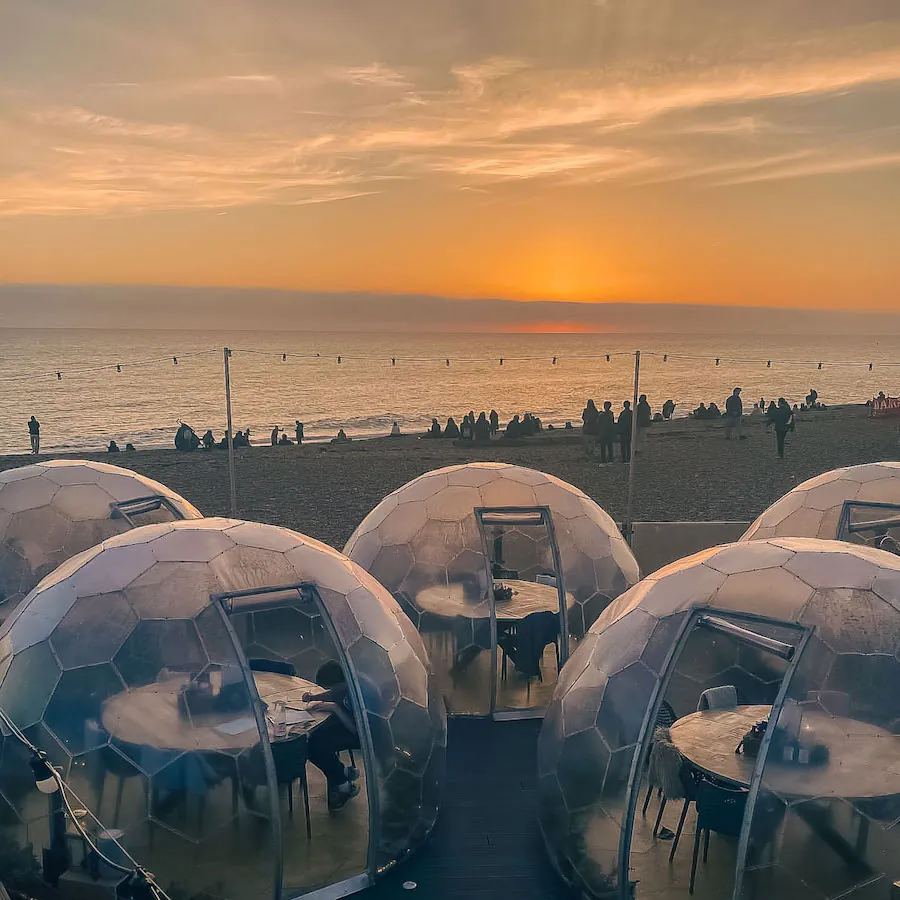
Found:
<box><xmin>489</xmin><ymin>410</ymin><xmax>499</xmax><ymax>435</ymax></box>
<box><xmin>444</xmin><ymin>417</ymin><xmax>460</xmax><ymax>439</ymax></box>
<box><xmin>428</xmin><ymin>418</ymin><xmax>442</xmax><ymax>438</ymax></box>
<box><xmin>175</xmin><ymin>423</ymin><xmax>200</xmax><ymax>452</ymax></box>
<box><xmin>582</xmin><ymin>400</ymin><xmax>599</xmax><ymax>457</ymax></box>
<box><xmin>201</xmin><ymin>429</ymin><xmax>215</xmax><ymax>450</ymax></box>
<box><xmin>107</xmin><ymin>441</ymin><xmax>120</xmax><ymax>453</ymax></box>
<box><xmin>765</xmin><ymin>401</ymin><xmax>777</xmax><ymax>430</ymax></box>
<box><xmin>773</xmin><ymin>397</ymin><xmax>795</xmax><ymax>458</ymax></box>
<box><xmin>505</xmin><ymin>415</ymin><xmax>522</xmax><ymax>439</ymax></box>
<box><xmin>278</xmin><ymin>433</ymin><xmax>292</xmax><ymax>445</ymax></box>
<box><xmin>125</xmin><ymin>443</ymin><xmax>136</xmax><ymax>452</ymax></box>
<box><xmin>390</xmin><ymin>422</ymin><xmax>402</xmax><ymax>437</ymax></box>
<box><xmin>598</xmin><ymin>401</ymin><xmax>615</xmax><ymax>463</ymax></box>
<box><xmin>460</xmin><ymin>415</ymin><xmax>473</xmax><ymax>440</ymax></box>
<box><xmin>662</xmin><ymin>399</ymin><xmax>675</xmax><ymax>420</ymax></box>
<box><xmin>636</xmin><ymin>394</ymin><xmax>652</xmax><ymax>453</ymax></box>
<box><xmin>618</xmin><ymin>401</ymin><xmax>633</xmax><ymax>462</ymax></box>
<box><xmin>759</xmin><ymin>397</ymin><xmax>765</xmax><ymax>411</ymax></box>
<box><xmin>564</xmin><ymin>421</ymin><xmax>573</xmax><ymax>430</ymax></box>
<box><xmin>725</xmin><ymin>387</ymin><xmax>744</xmax><ymax>440</ymax></box>
<box><xmin>295</xmin><ymin>421</ymin><xmax>304</xmax><ymax>444</ymax></box>
<box><xmin>522</xmin><ymin>413</ymin><xmax>537</xmax><ymax>436</ymax></box>
<box><xmin>28</xmin><ymin>416</ymin><xmax>40</xmax><ymax>454</ymax></box>
<box><xmin>693</xmin><ymin>403</ymin><xmax>708</xmax><ymax>419</ymax></box>
<box><xmin>332</xmin><ymin>429</ymin><xmax>350</xmax><ymax>443</ymax></box>
<box><xmin>806</xmin><ymin>388</ymin><xmax>818</xmax><ymax>409</ymax></box>
<box><xmin>708</xmin><ymin>402</ymin><xmax>721</xmax><ymax>417</ymax></box>
<box><xmin>271</xmin><ymin>426</ymin><xmax>279</xmax><ymax>446</ymax></box>
<box><xmin>474</xmin><ymin>412</ymin><xmax>490</xmax><ymax>441</ymax></box>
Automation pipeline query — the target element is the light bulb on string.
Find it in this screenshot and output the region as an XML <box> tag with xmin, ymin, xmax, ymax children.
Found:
<box><xmin>282</xmin><ymin>353</ymin><xmax>286</xmax><ymax>361</ymax></box>
<box><xmin>57</xmin><ymin>371</ymin><xmax>62</xmax><ymax>380</ymax></box>
<box><xmin>445</xmin><ymin>359</ymin><xmax>450</xmax><ymax>366</ymax></box>
<box><xmin>663</xmin><ymin>354</ymin><xmax>668</xmax><ymax>362</ymax></box>
<box><xmin>606</xmin><ymin>354</ymin><xmax>610</xmax><ymax>362</ymax></box>
<box><xmin>116</xmin><ymin>364</ymin><xmax>121</xmax><ymax>373</ymax></box>
<box><xmin>552</xmin><ymin>357</ymin><xmax>557</xmax><ymax>365</ymax></box>
<box><xmin>499</xmin><ymin>358</ymin><xmax>503</xmax><ymax>366</ymax></box>
<box><xmin>818</xmin><ymin>362</ymin><xmax>822</xmax><ymax>370</ymax></box>
<box><xmin>715</xmin><ymin>358</ymin><xmax>720</xmax><ymax>366</ymax></box>
<box><xmin>337</xmin><ymin>356</ymin><xmax>342</xmax><ymax>364</ymax></box>
<box><xmin>869</xmin><ymin>363</ymin><xmax>873</xmax><ymax>371</ymax></box>
<box><xmin>172</xmin><ymin>357</ymin><xmax>178</xmax><ymax>365</ymax></box>
<box><xmin>391</xmin><ymin>357</ymin><xmax>396</xmax><ymax>366</ymax></box>
<box><xmin>767</xmin><ymin>361</ymin><xmax>771</xmax><ymax>368</ymax></box>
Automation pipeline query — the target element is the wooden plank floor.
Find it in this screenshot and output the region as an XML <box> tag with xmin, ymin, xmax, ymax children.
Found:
<box><xmin>364</xmin><ymin>717</ymin><xmax>576</xmax><ymax>900</ymax></box>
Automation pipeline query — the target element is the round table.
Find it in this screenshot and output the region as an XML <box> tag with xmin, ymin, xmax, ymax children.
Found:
<box><xmin>102</xmin><ymin>671</ymin><xmax>329</xmax><ymax>752</ymax></box>
<box><xmin>416</xmin><ymin>579</ymin><xmax>573</xmax><ymax>621</ymax></box>
<box><xmin>669</xmin><ymin>704</ymin><xmax>900</xmax><ymax>800</ymax></box>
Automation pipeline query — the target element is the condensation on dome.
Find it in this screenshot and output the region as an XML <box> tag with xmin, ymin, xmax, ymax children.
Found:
<box><xmin>539</xmin><ymin>539</ymin><xmax>900</xmax><ymax>900</ymax></box>
<box><xmin>742</xmin><ymin>461</ymin><xmax>900</xmax><ymax>545</ymax></box>
<box><xmin>0</xmin><ymin>460</ymin><xmax>201</xmax><ymax>621</ymax></box>
<box><xmin>344</xmin><ymin>463</ymin><xmax>639</xmax><ymax>639</ymax></box>
<box><xmin>0</xmin><ymin>518</ymin><xmax>446</xmax><ymax>900</ymax></box>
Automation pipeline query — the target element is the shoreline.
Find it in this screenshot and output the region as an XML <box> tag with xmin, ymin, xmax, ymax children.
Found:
<box><xmin>3</xmin><ymin>404</ymin><xmax>897</xmax><ymax>552</ymax></box>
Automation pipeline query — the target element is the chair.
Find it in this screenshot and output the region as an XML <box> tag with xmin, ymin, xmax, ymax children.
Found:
<box><xmin>248</xmin><ymin>658</ymin><xmax>297</xmax><ymax>677</ymax></box>
<box><xmin>240</xmin><ymin>736</ymin><xmax>312</xmax><ymax>839</ymax></box>
<box><xmin>690</xmin><ymin>779</ymin><xmax>748</xmax><ymax>894</ymax></box>
<box><xmin>640</xmin><ymin>728</ymin><xmax>698</xmax><ymax>862</ymax></box>
<box><xmin>697</xmin><ymin>685</ymin><xmax>737</xmax><ymax>711</ymax></box>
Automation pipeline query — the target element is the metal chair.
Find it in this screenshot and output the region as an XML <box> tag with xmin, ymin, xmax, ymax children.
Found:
<box><xmin>690</xmin><ymin>779</ymin><xmax>748</xmax><ymax>894</ymax></box>
<box><xmin>696</xmin><ymin>685</ymin><xmax>737</xmax><ymax>711</ymax></box>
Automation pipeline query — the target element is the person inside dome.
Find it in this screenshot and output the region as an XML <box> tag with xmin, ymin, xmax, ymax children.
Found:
<box><xmin>302</xmin><ymin>661</ymin><xmax>361</xmax><ymax>810</ymax></box>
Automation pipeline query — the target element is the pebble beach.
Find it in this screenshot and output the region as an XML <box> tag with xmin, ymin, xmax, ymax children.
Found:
<box><xmin>1</xmin><ymin>405</ymin><xmax>897</xmax><ymax>551</ymax></box>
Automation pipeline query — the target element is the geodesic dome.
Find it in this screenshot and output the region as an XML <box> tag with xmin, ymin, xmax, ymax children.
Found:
<box><xmin>0</xmin><ymin>460</ymin><xmax>201</xmax><ymax>622</ymax></box>
<box><xmin>344</xmin><ymin>463</ymin><xmax>639</xmax><ymax>638</ymax></box>
<box><xmin>742</xmin><ymin>461</ymin><xmax>900</xmax><ymax>544</ymax></box>
<box><xmin>539</xmin><ymin>539</ymin><xmax>900</xmax><ymax>900</ymax></box>
<box><xmin>0</xmin><ymin>519</ymin><xmax>445</xmax><ymax>900</ymax></box>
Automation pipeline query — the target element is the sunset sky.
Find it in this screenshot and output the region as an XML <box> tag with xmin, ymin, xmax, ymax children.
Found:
<box><xmin>1</xmin><ymin>0</ymin><xmax>899</xmax><ymax>315</ymax></box>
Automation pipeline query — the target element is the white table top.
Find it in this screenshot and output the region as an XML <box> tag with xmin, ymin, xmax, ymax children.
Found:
<box><xmin>416</xmin><ymin>579</ymin><xmax>573</xmax><ymax>621</ymax></box>
<box><xmin>102</xmin><ymin>671</ymin><xmax>328</xmax><ymax>752</ymax></box>
<box><xmin>670</xmin><ymin>704</ymin><xmax>900</xmax><ymax>801</ymax></box>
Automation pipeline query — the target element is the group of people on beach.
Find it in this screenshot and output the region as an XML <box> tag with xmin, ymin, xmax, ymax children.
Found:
<box><xmin>426</xmin><ymin>409</ymin><xmax>544</xmax><ymax>442</ymax></box>
<box><xmin>688</xmin><ymin>387</ymin><xmax>807</xmax><ymax>457</ymax></box>
<box><xmin>580</xmin><ymin>400</ymin><xmax>639</xmax><ymax>463</ymax></box>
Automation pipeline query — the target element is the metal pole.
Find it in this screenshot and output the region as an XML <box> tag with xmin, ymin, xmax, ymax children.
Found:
<box><xmin>625</xmin><ymin>350</ymin><xmax>640</xmax><ymax>544</ymax></box>
<box><xmin>224</xmin><ymin>347</ymin><xmax>238</xmax><ymax>518</ymax></box>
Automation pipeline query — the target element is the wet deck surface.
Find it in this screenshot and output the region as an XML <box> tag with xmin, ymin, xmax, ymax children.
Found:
<box><xmin>365</xmin><ymin>717</ymin><xmax>575</xmax><ymax>900</ymax></box>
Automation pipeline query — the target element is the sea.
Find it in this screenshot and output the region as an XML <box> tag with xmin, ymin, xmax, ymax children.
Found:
<box><xmin>1</xmin><ymin>329</ymin><xmax>898</xmax><ymax>455</ymax></box>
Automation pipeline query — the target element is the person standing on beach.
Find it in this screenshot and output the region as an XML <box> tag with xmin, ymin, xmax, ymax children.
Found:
<box><xmin>581</xmin><ymin>400</ymin><xmax>599</xmax><ymax>457</ymax></box>
<box><xmin>636</xmin><ymin>394</ymin><xmax>652</xmax><ymax>453</ymax></box>
<box><xmin>772</xmin><ymin>398</ymin><xmax>794</xmax><ymax>458</ymax></box>
<box><xmin>271</xmin><ymin>426</ymin><xmax>279</xmax><ymax>446</ymax></box>
<box><xmin>489</xmin><ymin>410</ymin><xmax>499</xmax><ymax>435</ymax></box>
<box><xmin>724</xmin><ymin>388</ymin><xmax>744</xmax><ymax>440</ymax></box>
<box><xmin>27</xmin><ymin>416</ymin><xmax>40</xmax><ymax>454</ymax></box>
<box><xmin>295</xmin><ymin>421</ymin><xmax>304</xmax><ymax>444</ymax></box>
<box><xmin>617</xmin><ymin>401</ymin><xmax>633</xmax><ymax>462</ymax></box>
<box><xmin>598</xmin><ymin>401</ymin><xmax>615</xmax><ymax>463</ymax></box>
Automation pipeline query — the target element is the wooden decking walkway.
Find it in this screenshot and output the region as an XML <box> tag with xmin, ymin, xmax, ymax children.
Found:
<box><xmin>365</xmin><ymin>717</ymin><xmax>576</xmax><ymax>900</ymax></box>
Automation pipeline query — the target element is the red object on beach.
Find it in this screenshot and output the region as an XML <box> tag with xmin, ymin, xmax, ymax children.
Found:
<box><xmin>871</xmin><ymin>396</ymin><xmax>900</xmax><ymax>418</ymax></box>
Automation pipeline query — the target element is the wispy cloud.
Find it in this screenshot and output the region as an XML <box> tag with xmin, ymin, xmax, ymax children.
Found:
<box><xmin>2</xmin><ymin>7</ymin><xmax>900</xmax><ymax>216</ymax></box>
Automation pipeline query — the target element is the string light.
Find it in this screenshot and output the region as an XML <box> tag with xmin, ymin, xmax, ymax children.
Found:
<box><xmin>116</xmin><ymin>364</ymin><xmax>121</xmax><ymax>373</ymax></box>
<box><xmin>552</xmin><ymin>357</ymin><xmax>557</xmax><ymax>365</ymax></box>
<box><xmin>818</xmin><ymin>362</ymin><xmax>823</xmax><ymax>370</ymax></box>
<box><xmin>172</xmin><ymin>357</ymin><xmax>178</xmax><ymax>365</ymax></box>
<box><xmin>445</xmin><ymin>359</ymin><xmax>450</xmax><ymax>366</ymax></box>
<box><xmin>663</xmin><ymin>354</ymin><xmax>668</xmax><ymax>362</ymax></box>
<box><xmin>499</xmin><ymin>358</ymin><xmax>503</xmax><ymax>366</ymax></box>
<box><xmin>869</xmin><ymin>363</ymin><xmax>874</xmax><ymax>371</ymax></box>
<box><xmin>57</xmin><ymin>371</ymin><xmax>62</xmax><ymax>380</ymax></box>
<box><xmin>767</xmin><ymin>361</ymin><xmax>771</xmax><ymax>368</ymax></box>
<box><xmin>282</xmin><ymin>353</ymin><xmax>286</xmax><ymax>361</ymax></box>
<box><xmin>606</xmin><ymin>354</ymin><xmax>610</xmax><ymax>362</ymax></box>
<box><xmin>337</xmin><ymin>356</ymin><xmax>342</xmax><ymax>364</ymax></box>
<box><xmin>392</xmin><ymin>358</ymin><xmax>396</xmax><ymax>366</ymax></box>
<box><xmin>716</xmin><ymin>358</ymin><xmax>720</xmax><ymax>366</ymax></box>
